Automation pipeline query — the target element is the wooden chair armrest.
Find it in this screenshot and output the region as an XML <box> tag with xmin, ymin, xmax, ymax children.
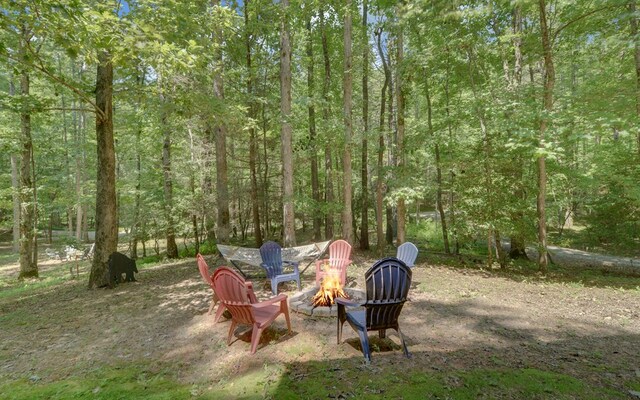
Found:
<box><xmin>334</xmin><ymin>297</ymin><xmax>361</xmax><ymax>308</ymax></box>
<box><xmin>253</xmin><ymin>294</ymin><xmax>288</xmax><ymax>308</ymax></box>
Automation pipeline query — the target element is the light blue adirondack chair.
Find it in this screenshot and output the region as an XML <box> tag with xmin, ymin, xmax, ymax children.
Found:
<box><xmin>259</xmin><ymin>241</ymin><xmax>301</xmax><ymax>295</ymax></box>
<box><xmin>396</xmin><ymin>242</ymin><xmax>419</xmax><ymax>268</ymax></box>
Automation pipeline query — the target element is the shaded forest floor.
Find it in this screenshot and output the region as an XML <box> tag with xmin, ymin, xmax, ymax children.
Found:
<box><xmin>1</xmin><ymin>245</ymin><xmax>640</xmax><ymax>399</ymax></box>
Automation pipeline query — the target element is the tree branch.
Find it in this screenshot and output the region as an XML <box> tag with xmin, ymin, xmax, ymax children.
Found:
<box><xmin>1</xmin><ymin>52</ymin><xmax>105</xmax><ymax>120</ymax></box>
<box><xmin>552</xmin><ymin>4</ymin><xmax>625</xmax><ymax>44</ymax></box>
<box><xmin>42</xmin><ymin>107</ymin><xmax>96</xmax><ymax>113</ymax></box>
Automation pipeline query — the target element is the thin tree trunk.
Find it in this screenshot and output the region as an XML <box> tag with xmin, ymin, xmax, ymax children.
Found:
<box><xmin>306</xmin><ymin>14</ymin><xmax>321</xmax><ymax>241</ymax></box>
<box><xmin>360</xmin><ymin>0</ymin><xmax>370</xmax><ymax>250</ymax></box>
<box><xmin>537</xmin><ymin>0</ymin><xmax>554</xmax><ymax>272</ymax></box>
<box><xmin>444</xmin><ymin>53</ymin><xmax>459</xmax><ymax>254</ymax></box>
<box><xmin>247</xmin><ymin>0</ymin><xmax>263</xmax><ymax>247</ymax></box>
<box><xmin>425</xmin><ymin>72</ymin><xmax>450</xmax><ymax>254</ymax></box>
<box><xmin>11</xmin><ymin>155</ymin><xmax>20</xmax><ymax>253</ymax></box>
<box><xmin>159</xmin><ymin>72</ymin><xmax>178</xmax><ymax>259</ymax></box>
<box><xmin>9</xmin><ymin>75</ymin><xmax>20</xmax><ymax>253</ymax></box>
<box><xmin>89</xmin><ymin>51</ymin><xmax>117</xmax><ymax>288</ymax></box>
<box><xmin>375</xmin><ymin>28</ymin><xmax>388</xmax><ymax>255</ymax></box>
<box><xmin>188</xmin><ymin>128</ymin><xmax>200</xmax><ymax>255</ymax></box>
<box><xmin>321</xmin><ymin>10</ymin><xmax>334</xmax><ymax>240</ymax></box>
<box><xmin>18</xmin><ymin>25</ymin><xmax>37</xmax><ymax>279</ymax></box>
<box><xmin>342</xmin><ymin>0</ymin><xmax>354</xmax><ymax>245</ymax></box>
<box><xmin>131</xmin><ymin>69</ymin><xmax>144</xmax><ymax>259</ymax></box>
<box><xmin>630</xmin><ymin>1</ymin><xmax>640</xmax><ymax>156</ymax></box>
<box><xmin>395</xmin><ymin>15</ymin><xmax>406</xmax><ymax>246</ymax></box>
<box><xmin>213</xmin><ymin>0</ymin><xmax>230</xmax><ymax>244</ymax></box>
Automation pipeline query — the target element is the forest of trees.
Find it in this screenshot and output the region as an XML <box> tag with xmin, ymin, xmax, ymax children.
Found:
<box><xmin>1</xmin><ymin>0</ymin><xmax>639</xmax><ymax>287</ymax></box>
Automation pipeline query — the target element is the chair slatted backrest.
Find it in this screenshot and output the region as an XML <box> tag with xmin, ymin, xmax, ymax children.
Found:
<box><xmin>259</xmin><ymin>241</ymin><xmax>284</xmax><ymax>277</ymax></box>
<box><xmin>364</xmin><ymin>257</ymin><xmax>412</xmax><ymax>331</ymax></box>
<box><xmin>212</xmin><ymin>267</ymin><xmax>255</xmax><ymax>325</ymax></box>
<box><xmin>330</xmin><ymin>240</ymin><xmax>352</xmax><ymax>263</ymax></box>
<box><xmin>396</xmin><ymin>242</ymin><xmax>419</xmax><ymax>268</ymax></box>
<box><xmin>197</xmin><ymin>254</ymin><xmax>214</xmax><ymax>290</ymax></box>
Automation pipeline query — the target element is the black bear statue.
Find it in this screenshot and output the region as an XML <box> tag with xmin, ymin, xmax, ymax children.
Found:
<box><xmin>107</xmin><ymin>252</ymin><xmax>138</xmax><ymax>287</ymax></box>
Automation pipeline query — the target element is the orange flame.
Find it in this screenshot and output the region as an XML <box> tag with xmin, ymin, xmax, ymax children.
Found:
<box><xmin>311</xmin><ymin>269</ymin><xmax>348</xmax><ymax>307</ymax></box>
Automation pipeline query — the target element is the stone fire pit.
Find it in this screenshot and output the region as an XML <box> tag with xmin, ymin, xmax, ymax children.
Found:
<box><xmin>289</xmin><ymin>285</ymin><xmax>365</xmax><ymax>317</ymax></box>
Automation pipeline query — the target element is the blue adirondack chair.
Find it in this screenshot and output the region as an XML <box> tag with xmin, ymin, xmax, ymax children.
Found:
<box><xmin>336</xmin><ymin>257</ymin><xmax>412</xmax><ymax>363</ymax></box>
<box><xmin>259</xmin><ymin>241</ymin><xmax>301</xmax><ymax>295</ymax></box>
<box><xmin>396</xmin><ymin>242</ymin><xmax>419</xmax><ymax>268</ymax></box>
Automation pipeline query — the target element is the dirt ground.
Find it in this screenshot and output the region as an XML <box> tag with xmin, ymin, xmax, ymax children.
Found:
<box><xmin>1</xmin><ymin>251</ymin><xmax>639</xmax><ymax>397</ymax></box>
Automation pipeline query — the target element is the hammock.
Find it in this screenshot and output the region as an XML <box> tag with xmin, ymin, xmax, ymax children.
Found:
<box><xmin>217</xmin><ymin>240</ymin><xmax>331</xmax><ymax>278</ymax></box>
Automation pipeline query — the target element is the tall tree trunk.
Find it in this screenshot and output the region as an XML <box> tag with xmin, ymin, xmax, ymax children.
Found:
<box><xmin>213</xmin><ymin>0</ymin><xmax>230</xmax><ymax>244</ymax></box>
<box><xmin>630</xmin><ymin>1</ymin><xmax>640</xmax><ymax>156</ymax></box>
<box><xmin>537</xmin><ymin>0</ymin><xmax>555</xmax><ymax>272</ymax></box>
<box><xmin>395</xmin><ymin>15</ymin><xmax>406</xmax><ymax>246</ymax></box>
<box><xmin>444</xmin><ymin>50</ymin><xmax>459</xmax><ymax>254</ymax></box>
<box><xmin>375</xmin><ymin>28</ymin><xmax>389</xmax><ymax>255</ymax></box>
<box><xmin>18</xmin><ymin>25</ymin><xmax>37</xmax><ymax>279</ymax></box>
<box><xmin>306</xmin><ymin>14</ymin><xmax>321</xmax><ymax>241</ymax></box>
<box><xmin>385</xmin><ymin>34</ymin><xmax>394</xmax><ymax>246</ymax></box>
<box><xmin>159</xmin><ymin>73</ymin><xmax>178</xmax><ymax>259</ymax></box>
<box><xmin>89</xmin><ymin>51</ymin><xmax>117</xmax><ymax>288</ymax></box>
<box><xmin>280</xmin><ymin>0</ymin><xmax>296</xmax><ymax>246</ymax></box>
<box><xmin>321</xmin><ymin>10</ymin><xmax>334</xmax><ymax>240</ymax></box>
<box><xmin>342</xmin><ymin>0</ymin><xmax>354</xmax><ymax>245</ymax></box>
<box><xmin>509</xmin><ymin>6</ymin><xmax>527</xmax><ymax>259</ymax></box>
<box><xmin>360</xmin><ymin>0</ymin><xmax>370</xmax><ymax>250</ymax></box>
<box><xmin>424</xmin><ymin>72</ymin><xmax>450</xmax><ymax>254</ymax></box>
<box><xmin>247</xmin><ymin>0</ymin><xmax>263</xmax><ymax>247</ymax></box>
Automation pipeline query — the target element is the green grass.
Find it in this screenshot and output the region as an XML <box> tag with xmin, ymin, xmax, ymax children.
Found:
<box><xmin>272</xmin><ymin>364</ymin><xmax>625</xmax><ymax>399</ymax></box>
<box><xmin>0</xmin><ymin>365</ymin><xmax>197</xmax><ymax>400</ymax></box>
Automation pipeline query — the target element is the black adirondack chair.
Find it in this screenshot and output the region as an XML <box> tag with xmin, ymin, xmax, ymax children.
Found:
<box><xmin>336</xmin><ymin>257</ymin><xmax>412</xmax><ymax>363</ymax></box>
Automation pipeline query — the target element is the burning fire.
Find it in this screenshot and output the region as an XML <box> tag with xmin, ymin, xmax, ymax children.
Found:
<box><xmin>311</xmin><ymin>269</ymin><xmax>348</xmax><ymax>307</ymax></box>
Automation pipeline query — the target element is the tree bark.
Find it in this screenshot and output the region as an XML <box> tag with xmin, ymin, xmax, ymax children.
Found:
<box><xmin>18</xmin><ymin>25</ymin><xmax>37</xmax><ymax>279</ymax></box>
<box><xmin>321</xmin><ymin>10</ymin><xmax>334</xmax><ymax>240</ymax></box>
<box><xmin>375</xmin><ymin>28</ymin><xmax>389</xmax><ymax>255</ymax></box>
<box><xmin>89</xmin><ymin>51</ymin><xmax>117</xmax><ymax>288</ymax></box>
<box><xmin>360</xmin><ymin>0</ymin><xmax>370</xmax><ymax>250</ymax></box>
<box><xmin>537</xmin><ymin>0</ymin><xmax>555</xmax><ymax>272</ymax></box>
<box><xmin>213</xmin><ymin>0</ymin><xmax>230</xmax><ymax>244</ymax></box>
<box><xmin>342</xmin><ymin>0</ymin><xmax>354</xmax><ymax>245</ymax></box>
<box><xmin>159</xmin><ymin>72</ymin><xmax>178</xmax><ymax>259</ymax></box>
<box><xmin>395</xmin><ymin>15</ymin><xmax>406</xmax><ymax>246</ymax></box>
<box><xmin>306</xmin><ymin>14</ymin><xmax>321</xmax><ymax>241</ymax></box>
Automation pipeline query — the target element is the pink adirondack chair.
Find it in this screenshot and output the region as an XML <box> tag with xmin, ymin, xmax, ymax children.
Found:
<box><xmin>212</xmin><ymin>267</ymin><xmax>291</xmax><ymax>354</ymax></box>
<box><xmin>315</xmin><ymin>239</ymin><xmax>352</xmax><ymax>286</ymax></box>
<box><xmin>197</xmin><ymin>254</ymin><xmax>225</xmax><ymax>322</ymax></box>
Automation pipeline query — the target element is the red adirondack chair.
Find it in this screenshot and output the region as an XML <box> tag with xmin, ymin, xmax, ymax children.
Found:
<box><xmin>212</xmin><ymin>266</ymin><xmax>291</xmax><ymax>354</ymax></box>
<box><xmin>315</xmin><ymin>239</ymin><xmax>352</xmax><ymax>286</ymax></box>
<box><xmin>197</xmin><ymin>254</ymin><xmax>226</xmax><ymax>322</ymax></box>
